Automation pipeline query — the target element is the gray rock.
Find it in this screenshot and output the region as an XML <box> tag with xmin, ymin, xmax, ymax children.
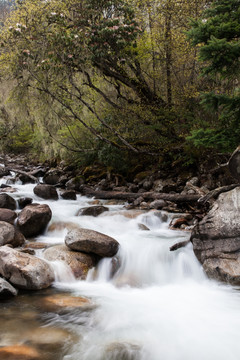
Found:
<box><xmin>44</xmin><ymin>244</ymin><xmax>97</xmax><ymax>279</ymax></box>
<box><xmin>17</xmin><ymin>204</ymin><xmax>52</xmax><ymax>238</ymax></box>
<box><xmin>0</xmin><ymin>209</ymin><xmax>17</xmax><ymax>224</ymax></box>
<box><xmin>77</xmin><ymin>205</ymin><xmax>109</xmax><ymax>217</ymax></box>
<box><xmin>66</xmin><ymin>177</ymin><xmax>84</xmax><ymax>191</ymax></box>
<box><xmin>18</xmin><ymin>197</ymin><xmax>33</xmax><ymax>209</ymax></box>
<box><xmin>0</xmin><ymin>221</ymin><xmax>25</xmax><ymax>247</ymax></box>
<box><xmin>0</xmin><ymin>246</ymin><xmax>54</xmax><ymax>290</ymax></box>
<box><xmin>191</xmin><ymin>188</ymin><xmax>240</xmax><ymax>284</ymax></box>
<box><xmin>33</xmin><ymin>184</ymin><xmax>58</xmax><ymax>200</ymax></box>
<box><xmin>0</xmin><ymin>193</ymin><xmax>16</xmax><ymax>210</ymax></box>
<box><xmin>0</xmin><ymin>277</ymin><xmax>18</xmax><ymax>298</ymax></box>
<box><xmin>43</xmin><ymin>169</ymin><xmax>62</xmax><ymax>185</ymax></box>
<box><xmin>60</xmin><ymin>190</ymin><xmax>77</xmax><ymax>200</ymax></box>
<box><xmin>149</xmin><ymin>199</ymin><xmax>167</xmax><ymax>209</ymax></box>
<box><xmin>65</xmin><ymin>228</ymin><xmax>119</xmax><ymax>257</ymax></box>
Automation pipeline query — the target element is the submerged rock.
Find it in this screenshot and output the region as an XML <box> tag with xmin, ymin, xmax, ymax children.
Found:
<box><xmin>47</xmin><ymin>221</ymin><xmax>81</xmax><ymax>233</ymax></box>
<box><xmin>25</xmin><ymin>326</ymin><xmax>75</xmax><ymax>353</ymax></box>
<box><xmin>17</xmin><ymin>204</ymin><xmax>52</xmax><ymax>238</ymax></box>
<box><xmin>43</xmin><ymin>244</ymin><xmax>97</xmax><ymax>279</ymax></box>
<box><xmin>0</xmin><ymin>246</ymin><xmax>54</xmax><ymax>290</ymax></box>
<box><xmin>103</xmin><ymin>342</ymin><xmax>141</xmax><ymax>360</ymax></box>
<box><xmin>191</xmin><ymin>188</ymin><xmax>240</xmax><ymax>284</ymax></box>
<box><xmin>40</xmin><ymin>293</ymin><xmax>92</xmax><ymax>312</ymax></box>
<box><xmin>0</xmin><ymin>344</ymin><xmax>41</xmax><ymax>360</ymax></box>
<box><xmin>65</xmin><ymin>228</ymin><xmax>119</xmax><ymax>257</ymax></box>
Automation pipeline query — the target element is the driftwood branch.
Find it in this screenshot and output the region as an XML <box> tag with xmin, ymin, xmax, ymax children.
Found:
<box><xmin>81</xmin><ymin>186</ymin><xmax>201</xmax><ymax>203</ymax></box>
<box><xmin>170</xmin><ymin>240</ymin><xmax>190</xmax><ymax>251</ymax></box>
<box><xmin>198</xmin><ymin>184</ymin><xmax>240</xmax><ymax>204</ymax></box>
<box><xmin>8</xmin><ymin>168</ymin><xmax>39</xmax><ymax>184</ymax></box>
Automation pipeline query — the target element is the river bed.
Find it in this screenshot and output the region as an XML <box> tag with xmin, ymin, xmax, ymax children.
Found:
<box><xmin>1</xmin><ymin>181</ymin><xmax>240</xmax><ymax>359</ymax></box>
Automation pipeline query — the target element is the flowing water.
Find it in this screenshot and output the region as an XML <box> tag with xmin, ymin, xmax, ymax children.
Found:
<box><xmin>1</xmin><ymin>179</ymin><xmax>240</xmax><ymax>359</ymax></box>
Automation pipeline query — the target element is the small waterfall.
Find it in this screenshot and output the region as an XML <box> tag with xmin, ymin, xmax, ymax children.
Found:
<box><xmin>50</xmin><ymin>260</ymin><xmax>76</xmax><ymax>283</ymax></box>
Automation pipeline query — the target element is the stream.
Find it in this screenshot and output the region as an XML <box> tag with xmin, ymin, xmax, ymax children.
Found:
<box><xmin>1</xmin><ymin>179</ymin><xmax>240</xmax><ymax>359</ymax></box>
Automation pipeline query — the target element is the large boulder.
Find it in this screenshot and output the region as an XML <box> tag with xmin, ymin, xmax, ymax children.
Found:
<box><xmin>43</xmin><ymin>244</ymin><xmax>97</xmax><ymax>279</ymax></box>
<box><xmin>77</xmin><ymin>205</ymin><xmax>109</xmax><ymax>217</ymax></box>
<box><xmin>0</xmin><ymin>221</ymin><xmax>25</xmax><ymax>247</ymax></box>
<box><xmin>0</xmin><ymin>277</ymin><xmax>18</xmax><ymax>298</ymax></box>
<box><xmin>191</xmin><ymin>188</ymin><xmax>240</xmax><ymax>284</ymax></box>
<box><xmin>0</xmin><ymin>208</ymin><xmax>17</xmax><ymax>224</ymax></box>
<box><xmin>0</xmin><ymin>193</ymin><xmax>16</xmax><ymax>210</ymax></box>
<box><xmin>33</xmin><ymin>184</ymin><xmax>58</xmax><ymax>200</ymax></box>
<box><xmin>17</xmin><ymin>204</ymin><xmax>52</xmax><ymax>238</ymax></box>
<box><xmin>0</xmin><ymin>246</ymin><xmax>54</xmax><ymax>289</ymax></box>
<box><xmin>65</xmin><ymin>228</ymin><xmax>119</xmax><ymax>257</ymax></box>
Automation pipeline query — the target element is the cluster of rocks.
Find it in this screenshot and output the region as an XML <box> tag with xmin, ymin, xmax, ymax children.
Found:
<box><xmin>1</xmin><ymin>152</ymin><xmax>240</xmax><ymax>287</ymax></box>
<box><xmin>0</xmin><ymin>186</ymin><xmax>119</xmax><ymax>298</ymax></box>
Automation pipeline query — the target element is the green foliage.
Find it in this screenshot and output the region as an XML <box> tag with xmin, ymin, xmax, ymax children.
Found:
<box><xmin>187</xmin><ymin>0</ymin><xmax>240</xmax><ymax>153</ymax></box>
<box><xmin>6</xmin><ymin>123</ymin><xmax>33</xmax><ymax>153</ymax></box>
<box><xmin>97</xmin><ymin>143</ymin><xmax>130</xmax><ymax>173</ymax></box>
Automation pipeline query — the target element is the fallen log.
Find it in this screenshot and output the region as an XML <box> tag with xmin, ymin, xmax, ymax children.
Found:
<box><xmin>8</xmin><ymin>168</ymin><xmax>39</xmax><ymax>184</ymax></box>
<box><xmin>198</xmin><ymin>184</ymin><xmax>240</xmax><ymax>204</ymax></box>
<box><xmin>80</xmin><ymin>186</ymin><xmax>201</xmax><ymax>203</ymax></box>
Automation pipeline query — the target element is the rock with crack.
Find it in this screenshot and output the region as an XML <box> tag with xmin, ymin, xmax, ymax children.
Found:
<box><xmin>191</xmin><ymin>188</ymin><xmax>240</xmax><ymax>285</ymax></box>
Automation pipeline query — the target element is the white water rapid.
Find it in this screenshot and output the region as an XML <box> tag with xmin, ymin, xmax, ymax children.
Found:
<box><xmin>2</xmin><ymin>180</ymin><xmax>240</xmax><ymax>360</ymax></box>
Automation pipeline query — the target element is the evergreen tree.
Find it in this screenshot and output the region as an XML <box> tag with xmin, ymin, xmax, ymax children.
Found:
<box><xmin>188</xmin><ymin>0</ymin><xmax>240</xmax><ymax>152</ymax></box>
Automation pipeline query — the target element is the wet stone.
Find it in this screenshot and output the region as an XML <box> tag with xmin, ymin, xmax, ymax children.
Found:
<box><xmin>0</xmin><ymin>344</ymin><xmax>41</xmax><ymax>360</ymax></box>
<box><xmin>40</xmin><ymin>293</ymin><xmax>92</xmax><ymax>312</ymax></box>
<box><xmin>77</xmin><ymin>205</ymin><xmax>109</xmax><ymax>217</ymax></box>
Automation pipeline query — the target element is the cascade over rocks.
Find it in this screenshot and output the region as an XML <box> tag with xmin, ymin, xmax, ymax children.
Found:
<box><xmin>43</xmin><ymin>244</ymin><xmax>98</xmax><ymax>279</ymax></box>
<box><xmin>65</xmin><ymin>228</ymin><xmax>119</xmax><ymax>257</ymax></box>
<box><xmin>0</xmin><ymin>246</ymin><xmax>55</xmax><ymax>290</ymax></box>
<box><xmin>191</xmin><ymin>188</ymin><xmax>240</xmax><ymax>284</ymax></box>
<box><xmin>33</xmin><ymin>184</ymin><xmax>58</xmax><ymax>200</ymax></box>
<box><xmin>17</xmin><ymin>204</ymin><xmax>52</xmax><ymax>238</ymax></box>
<box><xmin>0</xmin><ymin>221</ymin><xmax>25</xmax><ymax>247</ymax></box>
<box><xmin>0</xmin><ymin>193</ymin><xmax>17</xmax><ymax>210</ymax></box>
